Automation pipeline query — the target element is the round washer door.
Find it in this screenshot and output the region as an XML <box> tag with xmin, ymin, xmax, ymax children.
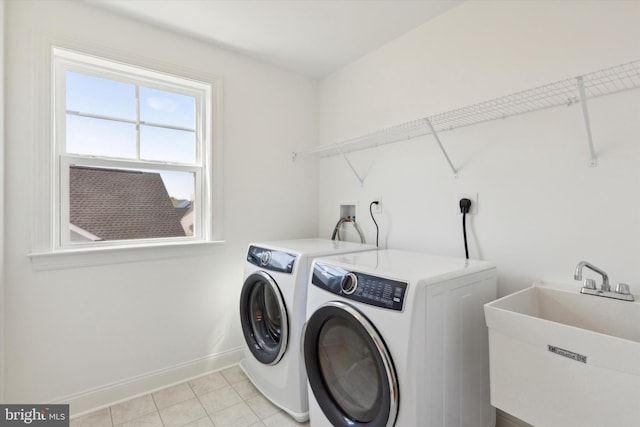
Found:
<box><xmin>240</xmin><ymin>271</ymin><xmax>289</xmax><ymax>365</ymax></box>
<box><xmin>303</xmin><ymin>301</ymin><xmax>399</xmax><ymax>427</ymax></box>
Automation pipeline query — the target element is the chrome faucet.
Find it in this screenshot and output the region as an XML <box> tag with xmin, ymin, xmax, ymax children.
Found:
<box><xmin>574</xmin><ymin>261</ymin><xmax>610</xmax><ymax>291</ymax></box>
<box><xmin>573</xmin><ymin>261</ymin><xmax>634</xmax><ymax>301</ymax></box>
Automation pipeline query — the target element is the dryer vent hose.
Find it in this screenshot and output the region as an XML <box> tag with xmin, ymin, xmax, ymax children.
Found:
<box><xmin>331</xmin><ymin>217</ymin><xmax>366</xmax><ymax>244</ymax></box>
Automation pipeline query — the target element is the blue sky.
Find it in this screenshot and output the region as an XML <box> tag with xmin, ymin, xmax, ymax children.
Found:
<box><xmin>66</xmin><ymin>71</ymin><xmax>197</xmax><ymax>200</ymax></box>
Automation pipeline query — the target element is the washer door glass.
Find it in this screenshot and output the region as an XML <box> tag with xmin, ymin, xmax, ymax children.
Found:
<box><xmin>303</xmin><ymin>301</ymin><xmax>399</xmax><ymax>427</ymax></box>
<box><xmin>240</xmin><ymin>271</ymin><xmax>288</xmax><ymax>365</ymax></box>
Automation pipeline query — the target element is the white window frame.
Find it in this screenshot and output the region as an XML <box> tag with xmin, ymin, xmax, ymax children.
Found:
<box><xmin>29</xmin><ymin>43</ymin><xmax>224</xmax><ymax>269</ymax></box>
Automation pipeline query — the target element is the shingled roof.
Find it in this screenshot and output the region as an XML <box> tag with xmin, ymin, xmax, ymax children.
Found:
<box><xmin>70</xmin><ymin>166</ymin><xmax>186</xmax><ymax>241</ymax></box>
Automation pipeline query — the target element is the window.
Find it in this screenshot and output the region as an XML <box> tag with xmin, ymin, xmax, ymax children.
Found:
<box><xmin>51</xmin><ymin>47</ymin><xmax>217</xmax><ymax>250</ymax></box>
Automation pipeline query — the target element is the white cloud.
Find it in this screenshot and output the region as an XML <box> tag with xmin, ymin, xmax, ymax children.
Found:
<box><xmin>146</xmin><ymin>96</ymin><xmax>179</xmax><ymax>113</ymax></box>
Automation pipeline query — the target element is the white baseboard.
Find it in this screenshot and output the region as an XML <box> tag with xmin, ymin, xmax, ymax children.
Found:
<box><xmin>56</xmin><ymin>347</ymin><xmax>244</xmax><ymax>418</ymax></box>
<box><xmin>496</xmin><ymin>409</ymin><xmax>534</xmax><ymax>427</ymax></box>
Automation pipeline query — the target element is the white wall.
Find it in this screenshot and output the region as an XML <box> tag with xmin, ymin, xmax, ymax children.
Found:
<box><xmin>4</xmin><ymin>0</ymin><xmax>318</xmax><ymax>413</ymax></box>
<box><xmin>0</xmin><ymin>0</ymin><xmax>6</xmax><ymax>403</ymax></box>
<box><xmin>318</xmin><ymin>0</ymin><xmax>640</xmax><ymax>298</ymax></box>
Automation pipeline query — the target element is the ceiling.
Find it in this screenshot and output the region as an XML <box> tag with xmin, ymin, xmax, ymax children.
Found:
<box><xmin>86</xmin><ymin>0</ymin><xmax>462</xmax><ymax>79</ymax></box>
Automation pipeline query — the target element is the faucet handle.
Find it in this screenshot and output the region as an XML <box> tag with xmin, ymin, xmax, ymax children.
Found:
<box><xmin>583</xmin><ymin>278</ymin><xmax>597</xmax><ymax>290</ymax></box>
<box><xmin>615</xmin><ymin>283</ymin><xmax>631</xmax><ymax>295</ymax></box>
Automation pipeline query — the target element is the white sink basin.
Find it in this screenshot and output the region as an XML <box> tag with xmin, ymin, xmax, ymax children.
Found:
<box><xmin>485</xmin><ymin>281</ymin><xmax>640</xmax><ymax>427</ymax></box>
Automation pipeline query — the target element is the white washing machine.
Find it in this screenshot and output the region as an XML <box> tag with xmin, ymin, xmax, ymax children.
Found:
<box><xmin>239</xmin><ymin>239</ymin><xmax>375</xmax><ymax>422</ymax></box>
<box><xmin>302</xmin><ymin>249</ymin><xmax>497</xmax><ymax>427</ymax></box>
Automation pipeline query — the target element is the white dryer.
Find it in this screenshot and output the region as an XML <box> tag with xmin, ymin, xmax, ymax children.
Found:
<box><xmin>303</xmin><ymin>249</ymin><xmax>497</xmax><ymax>427</ymax></box>
<box><xmin>239</xmin><ymin>239</ymin><xmax>374</xmax><ymax>422</ymax></box>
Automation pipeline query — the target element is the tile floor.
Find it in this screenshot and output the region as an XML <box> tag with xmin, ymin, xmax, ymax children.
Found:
<box><xmin>70</xmin><ymin>365</ymin><xmax>310</xmax><ymax>427</ymax></box>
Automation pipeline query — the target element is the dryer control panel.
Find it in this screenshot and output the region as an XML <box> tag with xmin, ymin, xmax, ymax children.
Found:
<box><xmin>247</xmin><ymin>246</ymin><xmax>296</xmax><ymax>274</ymax></box>
<box><xmin>312</xmin><ymin>262</ymin><xmax>407</xmax><ymax>311</ymax></box>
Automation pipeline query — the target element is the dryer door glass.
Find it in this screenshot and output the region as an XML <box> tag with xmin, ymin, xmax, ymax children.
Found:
<box><xmin>240</xmin><ymin>271</ymin><xmax>288</xmax><ymax>365</ymax></box>
<box><xmin>319</xmin><ymin>316</ymin><xmax>379</xmax><ymax>421</ymax></box>
<box><xmin>303</xmin><ymin>302</ymin><xmax>398</xmax><ymax>427</ymax></box>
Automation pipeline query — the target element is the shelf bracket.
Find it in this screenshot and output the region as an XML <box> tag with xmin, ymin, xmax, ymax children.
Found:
<box><xmin>425</xmin><ymin>118</ymin><xmax>459</xmax><ymax>178</ymax></box>
<box><xmin>576</xmin><ymin>76</ymin><xmax>598</xmax><ymax>167</ymax></box>
<box><xmin>338</xmin><ymin>147</ymin><xmax>366</xmax><ymax>187</ymax></box>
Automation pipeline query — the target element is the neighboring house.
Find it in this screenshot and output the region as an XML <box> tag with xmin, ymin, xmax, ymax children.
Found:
<box><xmin>172</xmin><ymin>199</ymin><xmax>195</xmax><ymax>236</ymax></box>
<box><xmin>70</xmin><ymin>166</ymin><xmax>186</xmax><ymax>241</ymax></box>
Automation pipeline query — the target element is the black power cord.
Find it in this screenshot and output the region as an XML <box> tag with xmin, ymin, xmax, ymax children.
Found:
<box><xmin>459</xmin><ymin>198</ymin><xmax>472</xmax><ymax>259</ymax></box>
<box><xmin>369</xmin><ymin>201</ymin><xmax>380</xmax><ymax>247</ymax></box>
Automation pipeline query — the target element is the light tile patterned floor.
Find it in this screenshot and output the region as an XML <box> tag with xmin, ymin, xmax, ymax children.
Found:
<box><xmin>70</xmin><ymin>365</ymin><xmax>310</xmax><ymax>427</ymax></box>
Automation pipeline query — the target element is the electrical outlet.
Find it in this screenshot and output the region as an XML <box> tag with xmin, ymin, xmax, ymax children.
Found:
<box><xmin>456</xmin><ymin>193</ymin><xmax>478</xmax><ymax>215</ymax></box>
<box><xmin>371</xmin><ymin>197</ymin><xmax>382</xmax><ymax>214</ymax></box>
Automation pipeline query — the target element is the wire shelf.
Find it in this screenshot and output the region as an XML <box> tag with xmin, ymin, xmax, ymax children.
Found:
<box><xmin>295</xmin><ymin>59</ymin><xmax>640</xmax><ymax>160</ymax></box>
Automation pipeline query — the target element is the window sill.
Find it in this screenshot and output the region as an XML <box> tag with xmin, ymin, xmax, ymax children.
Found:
<box><xmin>28</xmin><ymin>240</ymin><xmax>226</xmax><ymax>271</ymax></box>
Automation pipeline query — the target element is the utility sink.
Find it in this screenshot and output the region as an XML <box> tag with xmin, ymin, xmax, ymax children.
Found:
<box><xmin>485</xmin><ymin>281</ymin><xmax>640</xmax><ymax>427</ymax></box>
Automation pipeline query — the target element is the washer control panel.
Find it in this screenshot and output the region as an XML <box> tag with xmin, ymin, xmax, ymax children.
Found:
<box><xmin>312</xmin><ymin>262</ymin><xmax>407</xmax><ymax>311</ymax></box>
<box><xmin>247</xmin><ymin>246</ymin><xmax>296</xmax><ymax>274</ymax></box>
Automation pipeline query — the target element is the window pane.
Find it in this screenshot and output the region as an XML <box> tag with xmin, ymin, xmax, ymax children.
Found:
<box><xmin>140</xmin><ymin>87</ymin><xmax>196</xmax><ymax>129</ymax></box>
<box><xmin>162</xmin><ymin>171</ymin><xmax>196</xmax><ymax>237</ymax></box>
<box><xmin>140</xmin><ymin>125</ymin><xmax>196</xmax><ymax>163</ymax></box>
<box><xmin>69</xmin><ymin>166</ymin><xmax>195</xmax><ymax>242</ymax></box>
<box><xmin>66</xmin><ymin>115</ymin><xmax>136</xmax><ymax>158</ymax></box>
<box><xmin>66</xmin><ymin>71</ymin><xmax>136</xmax><ymax>120</ymax></box>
